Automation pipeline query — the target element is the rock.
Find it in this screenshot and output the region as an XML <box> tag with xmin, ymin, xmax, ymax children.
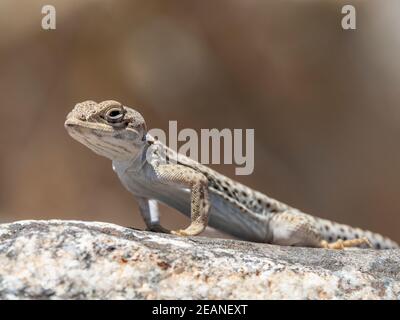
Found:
<box><xmin>0</xmin><ymin>220</ymin><xmax>399</xmax><ymax>299</ymax></box>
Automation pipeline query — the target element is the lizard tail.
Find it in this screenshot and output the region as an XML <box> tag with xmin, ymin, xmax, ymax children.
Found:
<box><xmin>317</xmin><ymin>218</ymin><xmax>399</xmax><ymax>249</ymax></box>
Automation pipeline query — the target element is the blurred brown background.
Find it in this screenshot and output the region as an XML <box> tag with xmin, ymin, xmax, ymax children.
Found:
<box><xmin>1</xmin><ymin>0</ymin><xmax>400</xmax><ymax>242</ymax></box>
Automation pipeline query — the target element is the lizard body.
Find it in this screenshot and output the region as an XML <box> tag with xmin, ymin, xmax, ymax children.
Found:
<box><xmin>65</xmin><ymin>100</ymin><xmax>399</xmax><ymax>249</ymax></box>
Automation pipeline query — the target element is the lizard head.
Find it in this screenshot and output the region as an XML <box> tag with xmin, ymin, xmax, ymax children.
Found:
<box><xmin>65</xmin><ymin>100</ymin><xmax>147</xmax><ymax>161</ymax></box>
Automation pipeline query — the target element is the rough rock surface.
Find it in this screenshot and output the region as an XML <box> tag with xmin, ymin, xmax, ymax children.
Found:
<box><xmin>0</xmin><ymin>220</ymin><xmax>399</xmax><ymax>299</ymax></box>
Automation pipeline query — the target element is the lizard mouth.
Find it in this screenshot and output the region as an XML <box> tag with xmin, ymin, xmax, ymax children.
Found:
<box><xmin>64</xmin><ymin>118</ymin><xmax>78</xmax><ymax>128</ymax></box>
<box><xmin>64</xmin><ymin>118</ymin><xmax>115</xmax><ymax>133</ymax></box>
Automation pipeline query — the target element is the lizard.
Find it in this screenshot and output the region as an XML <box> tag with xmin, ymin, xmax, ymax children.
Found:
<box><xmin>64</xmin><ymin>100</ymin><xmax>399</xmax><ymax>250</ymax></box>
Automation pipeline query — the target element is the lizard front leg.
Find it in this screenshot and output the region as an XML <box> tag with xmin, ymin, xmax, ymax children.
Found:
<box><xmin>136</xmin><ymin>196</ymin><xmax>170</xmax><ymax>233</ymax></box>
<box><xmin>151</xmin><ymin>164</ymin><xmax>210</xmax><ymax>236</ymax></box>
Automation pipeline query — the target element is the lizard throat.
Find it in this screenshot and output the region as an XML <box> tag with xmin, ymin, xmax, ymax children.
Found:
<box><xmin>66</xmin><ymin>122</ymin><xmax>145</xmax><ymax>161</ymax></box>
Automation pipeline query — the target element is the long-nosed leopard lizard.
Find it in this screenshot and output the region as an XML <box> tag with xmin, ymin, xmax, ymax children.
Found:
<box><xmin>65</xmin><ymin>100</ymin><xmax>399</xmax><ymax>249</ymax></box>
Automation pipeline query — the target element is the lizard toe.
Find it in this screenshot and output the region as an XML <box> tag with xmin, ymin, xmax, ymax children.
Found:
<box><xmin>171</xmin><ymin>229</ymin><xmax>188</xmax><ymax>236</ymax></box>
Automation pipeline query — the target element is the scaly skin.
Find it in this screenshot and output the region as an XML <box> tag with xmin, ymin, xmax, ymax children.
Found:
<box><xmin>65</xmin><ymin>100</ymin><xmax>399</xmax><ymax>249</ymax></box>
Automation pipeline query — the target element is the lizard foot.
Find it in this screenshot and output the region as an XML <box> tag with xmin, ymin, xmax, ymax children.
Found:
<box><xmin>145</xmin><ymin>225</ymin><xmax>171</xmax><ymax>234</ymax></box>
<box><xmin>321</xmin><ymin>237</ymin><xmax>372</xmax><ymax>249</ymax></box>
<box><xmin>171</xmin><ymin>222</ymin><xmax>206</xmax><ymax>237</ymax></box>
<box><xmin>170</xmin><ymin>229</ymin><xmax>189</xmax><ymax>236</ymax></box>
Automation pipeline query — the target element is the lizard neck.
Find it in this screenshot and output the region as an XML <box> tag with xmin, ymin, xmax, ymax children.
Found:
<box><xmin>112</xmin><ymin>142</ymin><xmax>148</xmax><ymax>174</ymax></box>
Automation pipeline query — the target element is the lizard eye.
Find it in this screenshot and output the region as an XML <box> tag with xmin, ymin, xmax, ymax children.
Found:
<box><xmin>105</xmin><ymin>108</ymin><xmax>125</xmax><ymax>123</ymax></box>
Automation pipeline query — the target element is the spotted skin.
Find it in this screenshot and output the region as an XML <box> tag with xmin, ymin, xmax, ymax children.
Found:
<box><xmin>65</xmin><ymin>100</ymin><xmax>399</xmax><ymax>250</ymax></box>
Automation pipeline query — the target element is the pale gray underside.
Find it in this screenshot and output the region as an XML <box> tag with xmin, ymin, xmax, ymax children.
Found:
<box><xmin>113</xmin><ymin>161</ymin><xmax>269</xmax><ymax>242</ymax></box>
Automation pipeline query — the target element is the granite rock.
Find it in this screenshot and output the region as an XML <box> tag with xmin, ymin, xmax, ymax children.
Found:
<box><xmin>0</xmin><ymin>220</ymin><xmax>399</xmax><ymax>299</ymax></box>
